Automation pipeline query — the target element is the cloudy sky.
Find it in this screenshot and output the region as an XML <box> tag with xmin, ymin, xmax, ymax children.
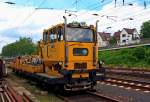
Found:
<box><xmin>0</xmin><ymin>0</ymin><xmax>150</xmax><ymax>52</ymax></box>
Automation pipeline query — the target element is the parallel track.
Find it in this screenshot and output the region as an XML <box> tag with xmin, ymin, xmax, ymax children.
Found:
<box><xmin>105</xmin><ymin>68</ymin><xmax>150</xmax><ymax>78</ymax></box>
<box><xmin>0</xmin><ymin>80</ymin><xmax>34</xmax><ymax>102</ymax></box>
<box><xmin>58</xmin><ymin>91</ymin><xmax>120</xmax><ymax>102</ymax></box>
<box><xmin>102</xmin><ymin>77</ymin><xmax>150</xmax><ymax>93</ymax></box>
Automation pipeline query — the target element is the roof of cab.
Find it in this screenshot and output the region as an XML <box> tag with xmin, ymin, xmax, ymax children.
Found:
<box><xmin>43</xmin><ymin>23</ymin><xmax>96</xmax><ymax>32</ymax></box>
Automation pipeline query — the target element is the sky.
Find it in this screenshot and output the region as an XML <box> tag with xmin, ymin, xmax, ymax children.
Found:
<box><xmin>0</xmin><ymin>0</ymin><xmax>150</xmax><ymax>52</ymax></box>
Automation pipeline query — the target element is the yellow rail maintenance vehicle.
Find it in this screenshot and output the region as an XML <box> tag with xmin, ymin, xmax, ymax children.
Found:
<box><xmin>10</xmin><ymin>16</ymin><xmax>105</xmax><ymax>91</ymax></box>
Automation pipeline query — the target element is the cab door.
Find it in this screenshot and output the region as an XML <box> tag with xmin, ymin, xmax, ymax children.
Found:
<box><xmin>46</xmin><ymin>28</ymin><xmax>59</xmax><ymax>76</ymax></box>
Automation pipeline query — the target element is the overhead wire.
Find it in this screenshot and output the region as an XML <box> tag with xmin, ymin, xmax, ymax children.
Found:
<box><xmin>69</xmin><ymin>0</ymin><xmax>112</xmax><ymax>20</ymax></box>
<box><xmin>100</xmin><ymin>0</ymin><xmax>148</xmax><ymax>16</ymax></box>
<box><xmin>113</xmin><ymin>0</ymin><xmax>150</xmax><ymax>21</ymax></box>
<box><xmin>3</xmin><ymin>0</ymin><xmax>47</xmax><ymax>41</ymax></box>
<box><xmin>98</xmin><ymin>6</ymin><xmax>150</xmax><ymax>30</ymax></box>
<box><xmin>81</xmin><ymin>1</ymin><xmax>149</xmax><ymax>23</ymax></box>
<box><xmin>70</xmin><ymin>0</ymin><xmax>135</xmax><ymax>19</ymax></box>
<box><xmin>63</xmin><ymin>0</ymin><xmax>149</xmax><ymax>31</ymax></box>
<box><xmin>17</xmin><ymin>0</ymin><xmax>47</xmax><ymax>27</ymax></box>
<box><xmin>6</xmin><ymin>0</ymin><xmax>150</xmax><ymax>29</ymax></box>
<box><xmin>72</xmin><ymin>0</ymin><xmax>79</xmax><ymax>10</ymax></box>
<box><xmin>69</xmin><ymin>1</ymin><xmax>118</xmax><ymax>22</ymax></box>
<box><xmin>11</xmin><ymin>0</ymin><xmax>32</xmax><ymax>25</ymax></box>
<box><xmin>69</xmin><ymin>0</ymin><xmax>150</xmax><ymax>31</ymax></box>
<box><xmin>4</xmin><ymin>0</ymin><xmax>41</xmax><ymax>29</ymax></box>
<box><xmin>4</xmin><ymin>0</ymin><xmax>150</xmax><ymax>26</ymax></box>
<box><xmin>11</xmin><ymin>0</ymin><xmax>141</xmax><ymax>27</ymax></box>
<box><xmin>4</xmin><ymin>0</ymin><xmax>150</xmax><ymax>32</ymax></box>
<box><xmin>1</xmin><ymin>0</ymin><xmax>150</xmax><ymax>44</ymax></box>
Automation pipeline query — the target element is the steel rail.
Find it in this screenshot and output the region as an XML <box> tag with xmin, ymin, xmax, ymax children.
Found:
<box><xmin>0</xmin><ymin>93</ymin><xmax>5</xmax><ymax>102</ymax></box>
<box><xmin>107</xmin><ymin>77</ymin><xmax>150</xmax><ymax>85</ymax></box>
<box><xmin>57</xmin><ymin>95</ymin><xmax>74</xmax><ymax>102</ymax></box>
<box><xmin>58</xmin><ymin>91</ymin><xmax>120</xmax><ymax>102</ymax></box>
<box><xmin>104</xmin><ymin>77</ymin><xmax>150</xmax><ymax>92</ymax></box>
<box><xmin>0</xmin><ymin>80</ymin><xmax>34</xmax><ymax>102</ymax></box>
<box><xmin>4</xmin><ymin>86</ymin><xmax>16</xmax><ymax>102</ymax></box>
<box><xmin>87</xmin><ymin>91</ymin><xmax>120</xmax><ymax>102</ymax></box>
<box><xmin>105</xmin><ymin>67</ymin><xmax>150</xmax><ymax>78</ymax></box>
<box><xmin>23</xmin><ymin>92</ymin><xmax>34</xmax><ymax>102</ymax></box>
<box><xmin>4</xmin><ymin>92</ymin><xmax>12</xmax><ymax>102</ymax></box>
<box><xmin>105</xmin><ymin>67</ymin><xmax>150</xmax><ymax>73</ymax></box>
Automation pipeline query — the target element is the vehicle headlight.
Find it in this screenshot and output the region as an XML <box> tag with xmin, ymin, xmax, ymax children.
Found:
<box><xmin>82</xmin><ymin>49</ymin><xmax>88</xmax><ymax>55</ymax></box>
<box><xmin>73</xmin><ymin>48</ymin><xmax>88</xmax><ymax>56</ymax></box>
<box><xmin>59</xmin><ymin>62</ymin><xmax>63</xmax><ymax>65</ymax></box>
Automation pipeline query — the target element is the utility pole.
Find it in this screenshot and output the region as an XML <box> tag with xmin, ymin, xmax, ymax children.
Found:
<box><xmin>144</xmin><ymin>1</ymin><xmax>146</xmax><ymax>9</ymax></box>
<box><xmin>75</xmin><ymin>0</ymin><xmax>78</xmax><ymax>10</ymax></box>
<box><xmin>72</xmin><ymin>0</ymin><xmax>78</xmax><ymax>10</ymax></box>
<box><xmin>123</xmin><ymin>0</ymin><xmax>125</xmax><ymax>6</ymax></box>
<box><xmin>115</xmin><ymin>0</ymin><xmax>117</xmax><ymax>7</ymax></box>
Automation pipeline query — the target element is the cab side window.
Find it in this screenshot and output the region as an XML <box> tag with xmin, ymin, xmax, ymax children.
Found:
<box><xmin>43</xmin><ymin>33</ymin><xmax>46</xmax><ymax>41</ymax></box>
<box><xmin>43</xmin><ymin>31</ymin><xmax>48</xmax><ymax>42</ymax></box>
<box><xmin>58</xmin><ymin>27</ymin><xmax>64</xmax><ymax>41</ymax></box>
<box><xmin>50</xmin><ymin>29</ymin><xmax>57</xmax><ymax>43</ymax></box>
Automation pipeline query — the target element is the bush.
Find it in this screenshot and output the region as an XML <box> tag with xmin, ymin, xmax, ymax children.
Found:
<box><xmin>132</xmin><ymin>47</ymin><xmax>146</xmax><ymax>60</ymax></box>
<box><xmin>145</xmin><ymin>50</ymin><xmax>150</xmax><ymax>65</ymax></box>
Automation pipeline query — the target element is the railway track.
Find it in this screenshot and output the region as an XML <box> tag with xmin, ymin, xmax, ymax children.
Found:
<box><xmin>58</xmin><ymin>91</ymin><xmax>120</xmax><ymax>102</ymax></box>
<box><xmin>0</xmin><ymin>80</ymin><xmax>34</xmax><ymax>102</ymax></box>
<box><xmin>105</xmin><ymin>67</ymin><xmax>150</xmax><ymax>78</ymax></box>
<box><xmin>101</xmin><ymin>77</ymin><xmax>150</xmax><ymax>93</ymax></box>
<box><xmin>106</xmin><ymin>68</ymin><xmax>150</xmax><ymax>72</ymax></box>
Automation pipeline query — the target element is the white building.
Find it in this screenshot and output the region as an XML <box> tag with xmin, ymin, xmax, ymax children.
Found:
<box><xmin>97</xmin><ymin>32</ymin><xmax>111</xmax><ymax>47</ymax></box>
<box><xmin>114</xmin><ymin>28</ymin><xmax>140</xmax><ymax>46</ymax></box>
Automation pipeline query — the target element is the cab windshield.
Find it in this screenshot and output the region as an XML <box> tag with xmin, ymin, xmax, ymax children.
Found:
<box><xmin>66</xmin><ymin>27</ymin><xmax>93</xmax><ymax>42</ymax></box>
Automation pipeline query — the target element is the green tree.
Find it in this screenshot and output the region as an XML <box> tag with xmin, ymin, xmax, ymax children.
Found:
<box><xmin>1</xmin><ymin>37</ymin><xmax>37</xmax><ymax>57</ymax></box>
<box><xmin>140</xmin><ymin>20</ymin><xmax>150</xmax><ymax>38</ymax></box>
<box><xmin>109</xmin><ymin>36</ymin><xmax>117</xmax><ymax>46</ymax></box>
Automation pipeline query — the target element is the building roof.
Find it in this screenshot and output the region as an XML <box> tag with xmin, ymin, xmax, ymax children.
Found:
<box><xmin>114</xmin><ymin>30</ymin><xmax>121</xmax><ymax>40</ymax></box>
<box><xmin>98</xmin><ymin>32</ymin><xmax>111</xmax><ymax>41</ymax></box>
<box><xmin>123</xmin><ymin>28</ymin><xmax>136</xmax><ymax>34</ymax></box>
